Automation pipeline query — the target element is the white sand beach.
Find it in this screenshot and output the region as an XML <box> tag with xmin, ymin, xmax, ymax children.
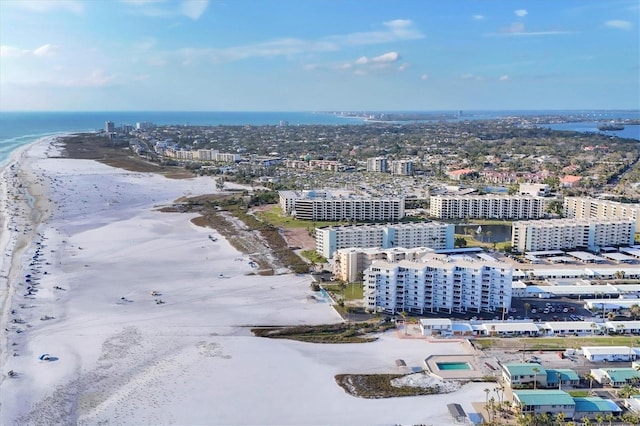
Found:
<box><xmin>0</xmin><ymin>137</ymin><xmax>486</xmax><ymax>425</ymax></box>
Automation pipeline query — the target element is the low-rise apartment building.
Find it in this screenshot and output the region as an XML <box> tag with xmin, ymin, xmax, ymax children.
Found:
<box><xmin>511</xmin><ymin>218</ymin><xmax>635</xmax><ymax>252</ymax></box>
<box><xmin>317</xmin><ymin>222</ymin><xmax>454</xmax><ymax>259</ymax></box>
<box><xmin>363</xmin><ymin>253</ymin><xmax>512</xmax><ymax>314</ymax></box>
<box><xmin>429</xmin><ymin>194</ymin><xmax>549</xmax><ymax>220</ymax></box>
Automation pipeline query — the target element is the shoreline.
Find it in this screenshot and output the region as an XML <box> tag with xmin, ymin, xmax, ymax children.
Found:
<box><xmin>0</xmin><ymin>137</ymin><xmax>55</xmax><ymax>401</ymax></box>
<box><xmin>0</xmin><ymin>136</ymin><xmax>481</xmax><ymax>425</ymax></box>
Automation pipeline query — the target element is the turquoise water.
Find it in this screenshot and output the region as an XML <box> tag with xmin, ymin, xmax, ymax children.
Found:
<box><xmin>436</xmin><ymin>362</ymin><xmax>471</xmax><ymax>370</ymax></box>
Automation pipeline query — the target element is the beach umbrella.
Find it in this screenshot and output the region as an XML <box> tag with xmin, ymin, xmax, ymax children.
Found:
<box><xmin>39</xmin><ymin>354</ymin><xmax>50</xmax><ymax>361</ymax></box>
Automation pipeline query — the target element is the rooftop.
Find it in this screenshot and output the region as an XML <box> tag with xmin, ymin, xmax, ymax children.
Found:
<box><xmin>513</xmin><ymin>390</ymin><xmax>575</xmax><ymax>407</ymax></box>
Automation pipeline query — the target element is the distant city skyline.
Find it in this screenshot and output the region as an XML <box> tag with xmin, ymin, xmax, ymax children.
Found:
<box><xmin>0</xmin><ymin>0</ymin><xmax>638</xmax><ymax>112</ymax></box>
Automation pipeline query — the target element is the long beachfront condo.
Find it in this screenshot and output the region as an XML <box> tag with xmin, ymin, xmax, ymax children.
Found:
<box><xmin>316</xmin><ymin>221</ymin><xmax>454</xmax><ymax>259</ymax></box>
<box><xmin>511</xmin><ymin>218</ymin><xmax>635</xmax><ymax>253</ymax></box>
<box><xmin>363</xmin><ymin>253</ymin><xmax>513</xmax><ymax>314</ymax></box>
<box><xmin>564</xmin><ymin>197</ymin><xmax>640</xmax><ymax>234</ymax></box>
<box><xmin>429</xmin><ymin>194</ymin><xmax>549</xmax><ymax>220</ymax></box>
<box><xmin>278</xmin><ymin>190</ymin><xmax>404</xmax><ymax>222</ymax></box>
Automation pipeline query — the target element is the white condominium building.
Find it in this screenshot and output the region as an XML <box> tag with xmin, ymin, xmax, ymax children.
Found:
<box><xmin>519</xmin><ymin>183</ymin><xmax>550</xmax><ymax>197</ymax></box>
<box><xmin>511</xmin><ymin>218</ymin><xmax>635</xmax><ymax>253</ymax></box>
<box><xmin>390</xmin><ymin>160</ymin><xmax>414</xmax><ymax>176</ymax></box>
<box><xmin>564</xmin><ymin>197</ymin><xmax>640</xmax><ymax>233</ymax></box>
<box><xmin>366</xmin><ymin>156</ymin><xmax>388</xmax><ymax>173</ymax></box>
<box><xmin>278</xmin><ymin>190</ymin><xmax>404</xmax><ymax>222</ymax></box>
<box><xmin>334</xmin><ymin>247</ymin><xmax>435</xmax><ymax>282</ymax></box>
<box><xmin>429</xmin><ymin>195</ymin><xmax>549</xmax><ymax>220</ymax></box>
<box><xmin>363</xmin><ymin>253</ymin><xmax>513</xmax><ymax>314</ymax></box>
<box><xmin>316</xmin><ymin>222</ymin><xmax>454</xmax><ymax>259</ymax></box>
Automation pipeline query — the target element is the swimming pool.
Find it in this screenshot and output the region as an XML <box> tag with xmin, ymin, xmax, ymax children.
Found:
<box><xmin>436</xmin><ymin>362</ymin><xmax>472</xmax><ymax>370</ymax></box>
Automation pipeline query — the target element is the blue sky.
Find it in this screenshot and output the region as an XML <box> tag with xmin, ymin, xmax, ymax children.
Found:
<box><xmin>0</xmin><ymin>0</ymin><xmax>638</xmax><ymax>111</ymax></box>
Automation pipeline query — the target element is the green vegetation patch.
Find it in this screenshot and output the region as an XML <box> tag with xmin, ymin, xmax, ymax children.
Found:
<box><xmin>254</xmin><ymin>205</ymin><xmax>346</xmax><ymax>229</ymax></box>
<box><xmin>324</xmin><ymin>283</ymin><xmax>364</xmax><ymax>301</ymax></box>
<box><xmin>251</xmin><ymin>323</ymin><xmax>392</xmax><ymax>344</ymax></box>
<box><xmin>335</xmin><ymin>374</ymin><xmax>442</xmax><ymax>399</ymax></box>
<box><xmin>567</xmin><ymin>390</ymin><xmax>590</xmax><ymax>397</ymax></box>
<box><xmin>474</xmin><ymin>336</ymin><xmax>640</xmax><ymax>350</ymax></box>
<box><xmin>301</xmin><ymin>250</ymin><xmax>327</xmax><ymax>264</ymax></box>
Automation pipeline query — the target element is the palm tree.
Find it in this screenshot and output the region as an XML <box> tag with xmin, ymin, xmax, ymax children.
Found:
<box><xmin>631</xmin><ymin>304</ymin><xmax>640</xmax><ymax>320</ymax></box>
<box><xmin>595</xmin><ymin>413</ymin><xmax>605</xmax><ymax>426</ymax></box>
<box><xmin>557</xmin><ymin>372</ymin><xmax>563</xmax><ymax>390</ymax></box>
<box><xmin>538</xmin><ymin>412</ymin><xmax>550</xmax><ymax>426</ymax></box>
<box><xmin>524</xmin><ymin>302</ymin><xmax>531</xmax><ymax>318</ymax></box>
<box><xmin>400</xmin><ymin>311</ymin><xmax>408</xmax><ymax>335</ymax></box>
<box><xmin>555</xmin><ymin>412</ymin><xmax>566</xmax><ymax>425</ymax></box>
<box><xmin>604</xmin><ymin>413</ymin><xmax>614</xmax><ymax>426</ymax></box>
<box><xmin>532</xmin><ymin>367</ymin><xmax>540</xmax><ymax>390</ymax></box>
<box><xmin>484</xmin><ymin>387</ymin><xmax>490</xmax><ymax>406</ymax></box>
<box><xmin>582</xmin><ymin>417</ymin><xmax>592</xmax><ymax>426</ymax></box>
<box><xmin>584</xmin><ymin>372</ymin><xmax>595</xmax><ymax>391</ymax></box>
<box><xmin>494</xmin><ymin>385</ymin><xmax>505</xmax><ymax>409</ymax></box>
<box><xmin>621</xmin><ymin>411</ymin><xmax>639</xmax><ymax>425</ymax></box>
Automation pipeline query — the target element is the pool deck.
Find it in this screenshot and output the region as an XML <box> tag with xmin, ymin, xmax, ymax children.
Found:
<box><xmin>425</xmin><ymin>354</ymin><xmax>500</xmax><ymax>380</ymax></box>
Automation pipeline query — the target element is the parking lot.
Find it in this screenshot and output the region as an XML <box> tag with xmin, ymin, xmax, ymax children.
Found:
<box><xmin>509</xmin><ymin>297</ymin><xmax>596</xmax><ymax>323</ymax></box>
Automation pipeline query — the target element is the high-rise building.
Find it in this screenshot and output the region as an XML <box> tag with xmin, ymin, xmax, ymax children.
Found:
<box><xmin>316</xmin><ymin>222</ymin><xmax>454</xmax><ymax>259</ymax></box>
<box><xmin>366</xmin><ymin>157</ymin><xmax>388</xmax><ymax>173</ymax></box>
<box><xmin>564</xmin><ymin>197</ymin><xmax>640</xmax><ymax>233</ymax></box>
<box><xmin>105</xmin><ymin>121</ymin><xmax>115</xmax><ymax>133</ymax></box>
<box><xmin>390</xmin><ymin>160</ymin><xmax>414</xmax><ymax>176</ymax></box>
<box><xmin>363</xmin><ymin>253</ymin><xmax>513</xmax><ymax>314</ymax></box>
<box><xmin>429</xmin><ymin>195</ymin><xmax>549</xmax><ymax>220</ymax></box>
<box><xmin>278</xmin><ymin>190</ymin><xmax>404</xmax><ymax>222</ymax></box>
<box><xmin>511</xmin><ymin>218</ymin><xmax>635</xmax><ymax>252</ymax></box>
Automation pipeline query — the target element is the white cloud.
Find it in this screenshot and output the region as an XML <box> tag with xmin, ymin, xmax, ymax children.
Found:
<box><xmin>33</xmin><ymin>44</ymin><xmax>60</xmax><ymax>57</ymax></box>
<box><xmin>371</xmin><ymin>51</ymin><xmax>400</xmax><ymax>63</ymax></box>
<box><xmin>74</xmin><ymin>69</ymin><xmax>117</xmax><ymax>87</ymax></box>
<box><xmin>340</xmin><ymin>51</ymin><xmax>402</xmax><ymax>76</ymax></box>
<box><xmin>605</xmin><ymin>20</ymin><xmax>632</xmax><ymax>30</ymax></box>
<box><xmin>180</xmin><ymin>0</ymin><xmax>208</xmax><ymax>20</ymax></box>
<box><xmin>461</xmin><ymin>73</ymin><xmax>483</xmax><ymax>81</ymax></box>
<box><xmin>1</xmin><ymin>44</ymin><xmax>60</xmax><ymax>58</ymax></box>
<box><xmin>325</xmin><ymin>19</ymin><xmax>424</xmax><ymax>46</ymax></box>
<box><xmin>499</xmin><ymin>75</ymin><xmax>509</xmax><ymax>81</ymax></box>
<box><xmin>473</xmin><ymin>15</ymin><xmax>485</xmax><ymax>21</ymax></box>
<box><xmin>420</xmin><ymin>74</ymin><xmax>429</xmax><ymax>80</ymax></box>
<box><xmin>9</xmin><ymin>0</ymin><xmax>84</xmax><ymax>14</ymax></box>
<box><xmin>514</xmin><ymin>9</ymin><xmax>528</xmax><ymax>17</ymax></box>
<box><xmin>171</xmin><ymin>20</ymin><xmax>421</xmax><ymax>64</ymax></box>
<box><xmin>0</xmin><ymin>46</ymin><xmax>30</xmax><ymax>58</ymax></box>
<box><xmin>121</xmin><ymin>0</ymin><xmax>209</xmax><ymax>20</ymax></box>
<box><xmin>486</xmin><ymin>22</ymin><xmax>573</xmax><ymax>36</ymax></box>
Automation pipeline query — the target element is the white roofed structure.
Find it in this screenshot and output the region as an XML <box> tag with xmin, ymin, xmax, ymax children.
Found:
<box><xmin>480</xmin><ymin>321</ymin><xmax>540</xmax><ymax>336</ymax></box>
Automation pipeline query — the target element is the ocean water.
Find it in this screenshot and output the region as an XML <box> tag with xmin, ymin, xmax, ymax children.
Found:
<box><xmin>545</xmin><ymin>122</ymin><xmax>640</xmax><ymax>141</ymax></box>
<box><xmin>1</xmin><ymin>110</ymin><xmax>638</xmax><ymax>168</ymax></box>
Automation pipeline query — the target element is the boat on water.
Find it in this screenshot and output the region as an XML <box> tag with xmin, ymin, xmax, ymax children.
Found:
<box><xmin>598</xmin><ymin>123</ymin><xmax>625</xmax><ymax>131</ymax></box>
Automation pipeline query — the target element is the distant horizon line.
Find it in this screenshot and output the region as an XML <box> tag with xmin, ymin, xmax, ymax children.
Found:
<box><xmin>2</xmin><ymin>109</ymin><xmax>639</xmax><ymax>113</ymax></box>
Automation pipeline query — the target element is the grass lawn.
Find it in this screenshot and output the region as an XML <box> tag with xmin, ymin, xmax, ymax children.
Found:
<box><xmin>568</xmin><ymin>390</ymin><xmax>590</xmax><ymax>397</ymax></box>
<box><xmin>254</xmin><ymin>205</ymin><xmax>346</xmax><ymax>229</ymax></box>
<box><xmin>455</xmin><ymin>234</ymin><xmax>511</xmax><ymax>251</ymax></box>
<box><xmin>474</xmin><ymin>336</ymin><xmax>640</xmax><ymax>350</ymax></box>
<box><xmin>301</xmin><ymin>250</ymin><xmax>327</xmax><ymax>264</ymax></box>
<box><xmin>324</xmin><ymin>283</ymin><xmax>364</xmax><ymax>301</ymax></box>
